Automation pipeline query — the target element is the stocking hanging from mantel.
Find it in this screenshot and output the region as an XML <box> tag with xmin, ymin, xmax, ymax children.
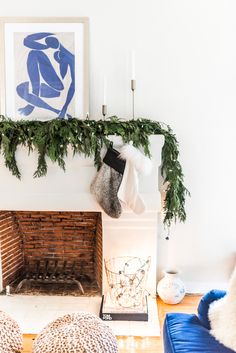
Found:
<box><xmin>90</xmin><ymin>147</ymin><xmax>126</xmax><ymax>218</ymax></box>
<box><xmin>118</xmin><ymin>144</ymin><xmax>153</xmax><ymax>214</ymax></box>
<box><xmin>90</xmin><ymin>144</ymin><xmax>153</xmax><ymax>219</ymax></box>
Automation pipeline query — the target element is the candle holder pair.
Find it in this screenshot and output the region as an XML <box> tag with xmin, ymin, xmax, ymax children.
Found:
<box><xmin>102</xmin><ymin>79</ymin><xmax>136</xmax><ymax>119</ymax></box>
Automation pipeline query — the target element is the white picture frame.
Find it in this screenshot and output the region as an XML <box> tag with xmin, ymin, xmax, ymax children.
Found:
<box><xmin>0</xmin><ymin>17</ymin><xmax>89</xmax><ymax>120</ymax></box>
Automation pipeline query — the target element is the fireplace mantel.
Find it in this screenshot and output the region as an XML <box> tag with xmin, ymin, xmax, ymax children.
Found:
<box><xmin>0</xmin><ymin>135</ymin><xmax>164</xmax><ymax>212</ymax></box>
<box><xmin>0</xmin><ymin>135</ymin><xmax>164</xmax><ymax>295</ymax></box>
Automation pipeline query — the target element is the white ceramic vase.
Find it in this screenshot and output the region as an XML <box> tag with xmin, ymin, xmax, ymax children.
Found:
<box><xmin>157</xmin><ymin>270</ymin><xmax>185</xmax><ymax>304</ymax></box>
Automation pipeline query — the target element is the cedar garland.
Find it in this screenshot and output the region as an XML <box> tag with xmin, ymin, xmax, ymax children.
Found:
<box><xmin>0</xmin><ymin>115</ymin><xmax>190</xmax><ymax>226</ymax></box>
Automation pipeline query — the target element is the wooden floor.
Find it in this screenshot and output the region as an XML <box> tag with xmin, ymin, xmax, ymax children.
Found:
<box><xmin>22</xmin><ymin>295</ymin><xmax>201</xmax><ymax>353</ymax></box>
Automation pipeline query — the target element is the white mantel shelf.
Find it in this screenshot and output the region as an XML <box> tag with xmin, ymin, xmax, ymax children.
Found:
<box><xmin>0</xmin><ymin>135</ymin><xmax>164</xmax><ymax>213</ymax></box>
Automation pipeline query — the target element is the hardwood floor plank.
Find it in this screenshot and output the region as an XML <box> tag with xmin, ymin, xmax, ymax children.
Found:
<box><xmin>22</xmin><ymin>295</ymin><xmax>201</xmax><ymax>352</ymax></box>
<box><xmin>22</xmin><ymin>334</ymin><xmax>35</xmax><ymax>353</ymax></box>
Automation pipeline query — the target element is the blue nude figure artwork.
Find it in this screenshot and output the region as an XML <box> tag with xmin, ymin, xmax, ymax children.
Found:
<box><xmin>15</xmin><ymin>32</ymin><xmax>75</xmax><ymax>119</ymax></box>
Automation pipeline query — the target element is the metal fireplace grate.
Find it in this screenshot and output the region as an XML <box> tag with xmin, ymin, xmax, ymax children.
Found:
<box><xmin>16</xmin><ymin>259</ymin><xmax>87</xmax><ymax>294</ymax></box>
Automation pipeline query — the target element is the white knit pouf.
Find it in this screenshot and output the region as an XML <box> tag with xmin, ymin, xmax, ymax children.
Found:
<box><xmin>0</xmin><ymin>311</ymin><xmax>22</xmax><ymax>353</ymax></box>
<box><xmin>33</xmin><ymin>312</ymin><xmax>118</xmax><ymax>353</ymax></box>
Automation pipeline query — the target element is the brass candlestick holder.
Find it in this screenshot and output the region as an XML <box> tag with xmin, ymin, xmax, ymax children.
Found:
<box><xmin>131</xmin><ymin>79</ymin><xmax>136</xmax><ymax>119</ymax></box>
<box><xmin>102</xmin><ymin>104</ymin><xmax>107</xmax><ymax>119</ymax></box>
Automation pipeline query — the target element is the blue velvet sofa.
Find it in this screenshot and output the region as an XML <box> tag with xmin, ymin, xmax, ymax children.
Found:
<box><xmin>163</xmin><ymin>289</ymin><xmax>235</xmax><ymax>353</ymax></box>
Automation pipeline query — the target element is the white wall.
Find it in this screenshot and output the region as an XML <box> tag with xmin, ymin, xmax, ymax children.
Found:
<box><xmin>1</xmin><ymin>0</ymin><xmax>236</xmax><ymax>292</ymax></box>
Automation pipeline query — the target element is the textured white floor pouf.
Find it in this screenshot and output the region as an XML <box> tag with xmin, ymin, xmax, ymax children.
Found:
<box><xmin>33</xmin><ymin>312</ymin><xmax>118</xmax><ymax>353</ymax></box>
<box><xmin>0</xmin><ymin>311</ymin><xmax>22</xmax><ymax>353</ymax></box>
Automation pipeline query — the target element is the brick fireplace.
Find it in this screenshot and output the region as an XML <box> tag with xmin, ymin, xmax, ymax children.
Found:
<box><xmin>0</xmin><ymin>211</ymin><xmax>103</xmax><ymax>294</ymax></box>
<box><xmin>0</xmin><ymin>135</ymin><xmax>164</xmax><ymax>296</ymax></box>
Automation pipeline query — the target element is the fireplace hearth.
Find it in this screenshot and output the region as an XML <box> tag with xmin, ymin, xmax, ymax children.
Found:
<box><xmin>0</xmin><ymin>211</ymin><xmax>103</xmax><ymax>296</ymax></box>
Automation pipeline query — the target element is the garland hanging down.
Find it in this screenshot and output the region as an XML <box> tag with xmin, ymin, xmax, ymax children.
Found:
<box><xmin>0</xmin><ymin>115</ymin><xmax>189</xmax><ymax>226</ymax></box>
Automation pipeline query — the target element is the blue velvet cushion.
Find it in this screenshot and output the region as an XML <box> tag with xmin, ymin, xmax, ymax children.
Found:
<box><xmin>197</xmin><ymin>289</ymin><xmax>227</xmax><ymax>329</ymax></box>
<box><xmin>164</xmin><ymin>312</ymin><xmax>235</xmax><ymax>353</ymax></box>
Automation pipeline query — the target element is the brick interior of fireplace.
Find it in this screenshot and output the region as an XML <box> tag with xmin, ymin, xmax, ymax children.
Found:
<box><xmin>0</xmin><ymin>211</ymin><xmax>103</xmax><ymax>296</ymax></box>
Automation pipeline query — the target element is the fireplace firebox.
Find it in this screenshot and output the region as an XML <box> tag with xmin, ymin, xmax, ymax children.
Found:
<box><xmin>0</xmin><ymin>211</ymin><xmax>103</xmax><ymax>296</ymax></box>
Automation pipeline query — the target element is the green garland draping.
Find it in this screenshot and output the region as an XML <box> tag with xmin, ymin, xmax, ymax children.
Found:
<box><xmin>0</xmin><ymin>115</ymin><xmax>189</xmax><ymax>226</ymax></box>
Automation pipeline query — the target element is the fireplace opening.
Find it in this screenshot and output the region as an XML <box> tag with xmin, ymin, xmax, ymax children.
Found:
<box><xmin>0</xmin><ymin>211</ymin><xmax>103</xmax><ymax>296</ymax></box>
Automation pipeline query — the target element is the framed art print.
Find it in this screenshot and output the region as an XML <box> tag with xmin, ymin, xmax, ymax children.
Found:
<box><xmin>0</xmin><ymin>17</ymin><xmax>89</xmax><ymax>120</ymax></box>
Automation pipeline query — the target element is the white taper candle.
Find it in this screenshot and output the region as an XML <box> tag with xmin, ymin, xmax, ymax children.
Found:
<box><xmin>103</xmin><ymin>76</ymin><xmax>107</xmax><ymax>105</ymax></box>
<box><xmin>131</xmin><ymin>51</ymin><xmax>136</xmax><ymax>80</ymax></box>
